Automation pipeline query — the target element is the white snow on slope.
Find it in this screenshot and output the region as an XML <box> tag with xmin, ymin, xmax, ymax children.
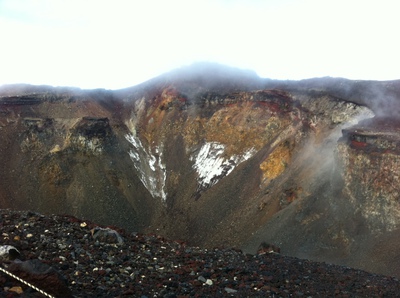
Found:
<box><xmin>191</xmin><ymin>142</ymin><xmax>255</xmax><ymax>189</ymax></box>
<box><xmin>125</xmin><ymin>133</ymin><xmax>167</xmax><ymax>201</ymax></box>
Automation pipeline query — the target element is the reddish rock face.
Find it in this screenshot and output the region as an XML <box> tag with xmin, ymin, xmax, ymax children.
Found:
<box><xmin>337</xmin><ymin>119</ymin><xmax>400</xmax><ymax>232</ymax></box>
<box><xmin>1</xmin><ymin>63</ymin><xmax>400</xmax><ymax>277</ymax></box>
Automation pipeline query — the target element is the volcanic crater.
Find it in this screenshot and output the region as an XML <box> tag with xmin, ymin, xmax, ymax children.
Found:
<box><xmin>1</xmin><ymin>63</ymin><xmax>400</xmax><ymax>295</ymax></box>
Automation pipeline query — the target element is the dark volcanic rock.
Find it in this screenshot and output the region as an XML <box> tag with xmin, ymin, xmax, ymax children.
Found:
<box><xmin>1</xmin><ymin>209</ymin><xmax>400</xmax><ymax>297</ymax></box>
<box><xmin>90</xmin><ymin>227</ymin><xmax>124</xmax><ymax>244</ymax></box>
<box><xmin>0</xmin><ymin>245</ymin><xmax>20</xmax><ymax>261</ymax></box>
<box><xmin>74</xmin><ymin>117</ymin><xmax>112</xmax><ymax>139</ymax></box>
<box><xmin>7</xmin><ymin>259</ymin><xmax>72</xmax><ymax>297</ymax></box>
<box><xmin>0</xmin><ymin>95</ymin><xmax>42</xmax><ymax>106</ymax></box>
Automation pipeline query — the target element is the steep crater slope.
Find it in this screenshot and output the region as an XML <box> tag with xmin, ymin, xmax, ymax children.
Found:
<box><xmin>1</xmin><ymin>64</ymin><xmax>400</xmax><ymax>277</ymax></box>
<box><xmin>0</xmin><ymin>86</ymin><xmax>156</xmax><ymax>232</ymax></box>
<box><xmin>244</xmin><ymin>115</ymin><xmax>400</xmax><ymax>277</ymax></box>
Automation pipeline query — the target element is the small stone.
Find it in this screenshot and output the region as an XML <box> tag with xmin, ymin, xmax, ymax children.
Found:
<box><xmin>261</xmin><ymin>285</ymin><xmax>271</xmax><ymax>291</ymax></box>
<box><xmin>192</xmin><ymin>280</ymin><xmax>202</xmax><ymax>287</ymax></box>
<box><xmin>205</xmin><ymin>279</ymin><xmax>213</xmax><ymax>285</ymax></box>
<box><xmin>198</xmin><ymin>276</ymin><xmax>207</xmax><ymax>283</ymax></box>
<box><xmin>225</xmin><ymin>287</ymin><xmax>238</xmax><ymax>294</ymax></box>
<box><xmin>8</xmin><ymin>286</ymin><xmax>23</xmax><ymax>294</ymax></box>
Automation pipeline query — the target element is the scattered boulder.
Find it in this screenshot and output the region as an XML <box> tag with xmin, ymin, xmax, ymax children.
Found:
<box><xmin>7</xmin><ymin>259</ymin><xmax>72</xmax><ymax>298</ymax></box>
<box><xmin>91</xmin><ymin>227</ymin><xmax>124</xmax><ymax>244</ymax></box>
<box><xmin>0</xmin><ymin>245</ymin><xmax>20</xmax><ymax>261</ymax></box>
<box><xmin>257</xmin><ymin>242</ymin><xmax>281</xmax><ymax>254</ymax></box>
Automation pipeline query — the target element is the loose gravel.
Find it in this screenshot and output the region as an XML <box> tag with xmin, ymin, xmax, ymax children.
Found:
<box><xmin>1</xmin><ymin>209</ymin><xmax>399</xmax><ymax>297</ymax></box>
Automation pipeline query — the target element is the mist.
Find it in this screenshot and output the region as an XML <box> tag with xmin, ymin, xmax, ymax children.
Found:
<box><xmin>1</xmin><ymin>0</ymin><xmax>400</xmax><ymax>89</ymax></box>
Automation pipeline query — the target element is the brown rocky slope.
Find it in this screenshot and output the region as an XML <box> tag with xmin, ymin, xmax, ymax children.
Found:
<box><xmin>1</xmin><ymin>62</ymin><xmax>400</xmax><ymax>279</ymax></box>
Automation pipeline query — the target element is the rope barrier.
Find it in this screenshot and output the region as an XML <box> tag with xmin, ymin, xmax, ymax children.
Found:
<box><xmin>0</xmin><ymin>265</ymin><xmax>55</xmax><ymax>298</ymax></box>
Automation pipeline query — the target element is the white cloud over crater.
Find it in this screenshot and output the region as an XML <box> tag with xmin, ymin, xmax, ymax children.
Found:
<box><xmin>0</xmin><ymin>0</ymin><xmax>399</xmax><ymax>89</ymax></box>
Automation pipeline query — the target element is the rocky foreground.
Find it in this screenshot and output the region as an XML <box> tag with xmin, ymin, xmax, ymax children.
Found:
<box><xmin>0</xmin><ymin>209</ymin><xmax>399</xmax><ymax>297</ymax></box>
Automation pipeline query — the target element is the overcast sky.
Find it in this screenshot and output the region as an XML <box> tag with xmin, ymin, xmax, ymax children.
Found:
<box><xmin>0</xmin><ymin>0</ymin><xmax>399</xmax><ymax>89</ymax></box>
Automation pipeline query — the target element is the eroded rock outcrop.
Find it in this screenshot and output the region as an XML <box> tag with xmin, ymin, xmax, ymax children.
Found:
<box><xmin>338</xmin><ymin>119</ymin><xmax>400</xmax><ymax>232</ymax></box>
<box><xmin>68</xmin><ymin>117</ymin><xmax>113</xmax><ymax>155</ymax></box>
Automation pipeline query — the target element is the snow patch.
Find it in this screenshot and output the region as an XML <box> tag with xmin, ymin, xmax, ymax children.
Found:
<box><xmin>125</xmin><ymin>133</ymin><xmax>167</xmax><ymax>201</ymax></box>
<box><xmin>191</xmin><ymin>142</ymin><xmax>255</xmax><ymax>189</ymax></box>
